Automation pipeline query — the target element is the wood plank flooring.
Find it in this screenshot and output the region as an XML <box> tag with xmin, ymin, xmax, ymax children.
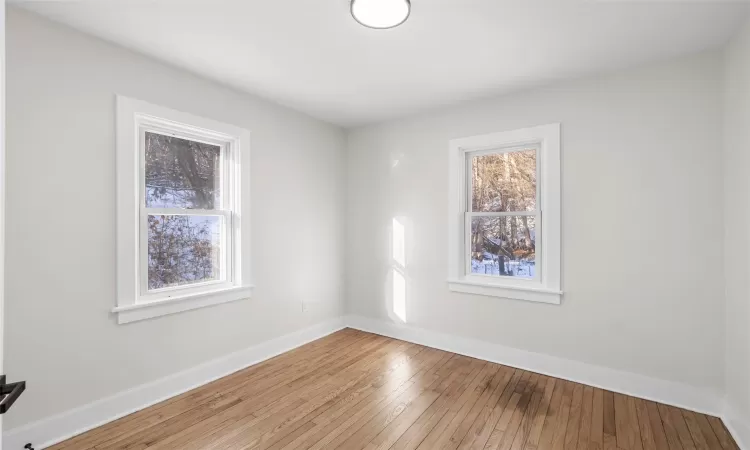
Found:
<box><xmin>48</xmin><ymin>329</ymin><xmax>739</xmax><ymax>450</ymax></box>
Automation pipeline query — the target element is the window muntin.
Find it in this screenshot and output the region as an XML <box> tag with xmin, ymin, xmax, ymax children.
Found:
<box><xmin>466</xmin><ymin>145</ymin><xmax>540</xmax><ymax>281</ymax></box>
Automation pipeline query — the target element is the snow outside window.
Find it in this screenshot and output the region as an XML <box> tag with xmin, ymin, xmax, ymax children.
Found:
<box><xmin>448</xmin><ymin>124</ymin><xmax>562</xmax><ymax>304</ymax></box>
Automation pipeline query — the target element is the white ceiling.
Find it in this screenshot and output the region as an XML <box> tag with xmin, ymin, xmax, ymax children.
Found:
<box><xmin>14</xmin><ymin>0</ymin><xmax>750</xmax><ymax>127</ymax></box>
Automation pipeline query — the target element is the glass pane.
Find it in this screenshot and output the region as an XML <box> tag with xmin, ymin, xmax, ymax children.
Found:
<box><xmin>471</xmin><ymin>149</ymin><xmax>536</xmax><ymax>212</ymax></box>
<box><xmin>470</xmin><ymin>215</ymin><xmax>536</xmax><ymax>278</ymax></box>
<box><xmin>145</xmin><ymin>132</ymin><xmax>221</xmax><ymax>209</ymax></box>
<box><xmin>147</xmin><ymin>215</ymin><xmax>222</xmax><ymax>290</ymax></box>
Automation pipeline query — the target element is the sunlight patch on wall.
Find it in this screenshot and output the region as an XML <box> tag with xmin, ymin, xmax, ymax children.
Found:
<box><xmin>392</xmin><ymin>269</ymin><xmax>406</xmax><ymax>322</ymax></box>
<box><xmin>391</xmin><ymin>217</ymin><xmax>407</xmax><ymax>322</ymax></box>
<box><xmin>392</xmin><ymin>218</ymin><xmax>405</xmax><ymax>267</ymax></box>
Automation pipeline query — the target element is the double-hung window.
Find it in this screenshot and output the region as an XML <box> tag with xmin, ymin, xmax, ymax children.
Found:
<box><xmin>115</xmin><ymin>96</ymin><xmax>252</xmax><ymax>323</ymax></box>
<box><xmin>448</xmin><ymin>124</ymin><xmax>561</xmax><ymax>304</ymax></box>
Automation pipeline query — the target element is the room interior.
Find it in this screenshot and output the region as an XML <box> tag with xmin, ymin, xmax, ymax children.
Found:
<box><xmin>0</xmin><ymin>0</ymin><xmax>749</xmax><ymax>449</ymax></box>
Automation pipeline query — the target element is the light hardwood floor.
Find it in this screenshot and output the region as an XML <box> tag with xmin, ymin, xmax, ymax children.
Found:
<box><xmin>49</xmin><ymin>329</ymin><xmax>738</xmax><ymax>450</ymax></box>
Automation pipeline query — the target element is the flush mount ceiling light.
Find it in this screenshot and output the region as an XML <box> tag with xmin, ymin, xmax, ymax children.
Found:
<box><xmin>351</xmin><ymin>0</ymin><xmax>411</xmax><ymax>29</ymax></box>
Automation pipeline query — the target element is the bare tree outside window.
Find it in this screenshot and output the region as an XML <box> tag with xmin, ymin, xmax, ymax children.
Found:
<box><xmin>470</xmin><ymin>149</ymin><xmax>537</xmax><ymax>277</ymax></box>
<box><xmin>145</xmin><ymin>132</ymin><xmax>221</xmax><ymax>209</ymax></box>
<box><xmin>147</xmin><ymin>215</ymin><xmax>221</xmax><ymax>289</ymax></box>
<box><xmin>144</xmin><ymin>132</ymin><xmax>223</xmax><ymax>289</ymax></box>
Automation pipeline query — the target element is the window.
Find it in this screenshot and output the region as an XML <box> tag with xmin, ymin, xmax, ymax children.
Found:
<box><xmin>115</xmin><ymin>96</ymin><xmax>252</xmax><ymax>323</ymax></box>
<box><xmin>448</xmin><ymin>124</ymin><xmax>561</xmax><ymax>304</ymax></box>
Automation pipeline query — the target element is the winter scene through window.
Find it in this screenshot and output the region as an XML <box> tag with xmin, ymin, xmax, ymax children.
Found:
<box><xmin>144</xmin><ymin>132</ymin><xmax>225</xmax><ymax>290</ymax></box>
<box><xmin>469</xmin><ymin>148</ymin><xmax>537</xmax><ymax>279</ymax></box>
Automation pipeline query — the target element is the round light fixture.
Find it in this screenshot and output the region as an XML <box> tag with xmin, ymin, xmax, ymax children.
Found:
<box><xmin>351</xmin><ymin>0</ymin><xmax>411</xmax><ymax>29</ymax></box>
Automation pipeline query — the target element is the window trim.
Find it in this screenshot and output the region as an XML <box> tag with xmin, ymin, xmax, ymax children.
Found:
<box><xmin>447</xmin><ymin>123</ymin><xmax>561</xmax><ymax>304</ymax></box>
<box><xmin>115</xmin><ymin>96</ymin><xmax>253</xmax><ymax>324</ymax></box>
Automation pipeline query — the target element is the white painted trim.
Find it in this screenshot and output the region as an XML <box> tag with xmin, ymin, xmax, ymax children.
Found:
<box><xmin>3</xmin><ymin>317</ymin><xmax>346</xmax><ymax>450</ymax></box>
<box><xmin>448</xmin><ymin>124</ymin><xmax>562</xmax><ymax>303</ymax></box>
<box><xmin>4</xmin><ymin>314</ymin><xmax>735</xmax><ymax>449</ymax></box>
<box><xmin>723</xmin><ymin>403</ymin><xmax>750</xmax><ymax>450</ymax></box>
<box><xmin>344</xmin><ymin>315</ymin><xmax>723</xmax><ymax>416</ymax></box>
<box><xmin>112</xmin><ymin>285</ymin><xmax>254</xmax><ymax>324</ymax></box>
<box><xmin>115</xmin><ymin>95</ymin><xmax>252</xmax><ymax>324</ymax></box>
<box><xmin>447</xmin><ymin>279</ymin><xmax>561</xmax><ymax>304</ymax></box>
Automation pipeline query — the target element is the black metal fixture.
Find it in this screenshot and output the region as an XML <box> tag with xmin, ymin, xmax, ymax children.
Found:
<box><xmin>0</xmin><ymin>375</ymin><xmax>26</xmax><ymax>414</ymax></box>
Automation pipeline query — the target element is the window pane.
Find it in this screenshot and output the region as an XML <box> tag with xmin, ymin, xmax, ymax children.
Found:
<box><xmin>145</xmin><ymin>132</ymin><xmax>221</xmax><ymax>209</ymax></box>
<box><xmin>147</xmin><ymin>215</ymin><xmax>222</xmax><ymax>290</ymax></box>
<box><xmin>470</xmin><ymin>215</ymin><xmax>536</xmax><ymax>278</ymax></box>
<box><xmin>471</xmin><ymin>149</ymin><xmax>536</xmax><ymax>212</ymax></box>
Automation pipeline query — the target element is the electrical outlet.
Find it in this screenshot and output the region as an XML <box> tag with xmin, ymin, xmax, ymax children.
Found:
<box><xmin>302</xmin><ymin>302</ymin><xmax>308</xmax><ymax>312</ymax></box>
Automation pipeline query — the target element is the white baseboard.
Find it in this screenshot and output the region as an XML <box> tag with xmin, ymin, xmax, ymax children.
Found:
<box><xmin>723</xmin><ymin>403</ymin><xmax>750</xmax><ymax>450</ymax></box>
<box><xmin>3</xmin><ymin>315</ymin><xmax>734</xmax><ymax>450</ymax></box>
<box><xmin>3</xmin><ymin>317</ymin><xmax>346</xmax><ymax>450</ymax></box>
<box><xmin>344</xmin><ymin>315</ymin><xmax>723</xmax><ymax>417</ymax></box>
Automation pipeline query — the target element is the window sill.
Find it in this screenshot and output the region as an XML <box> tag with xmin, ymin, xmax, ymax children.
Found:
<box><xmin>113</xmin><ymin>285</ymin><xmax>254</xmax><ymax>324</ymax></box>
<box><xmin>447</xmin><ymin>279</ymin><xmax>561</xmax><ymax>304</ymax></box>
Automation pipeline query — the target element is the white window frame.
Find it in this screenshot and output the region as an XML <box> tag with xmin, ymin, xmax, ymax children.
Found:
<box><xmin>448</xmin><ymin>123</ymin><xmax>562</xmax><ymax>304</ymax></box>
<box><xmin>115</xmin><ymin>96</ymin><xmax>253</xmax><ymax>324</ymax></box>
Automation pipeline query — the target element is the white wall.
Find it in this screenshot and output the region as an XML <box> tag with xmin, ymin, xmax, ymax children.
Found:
<box><xmin>346</xmin><ymin>52</ymin><xmax>725</xmax><ymax>395</ymax></box>
<box><xmin>723</xmin><ymin>17</ymin><xmax>750</xmax><ymax>448</ymax></box>
<box><xmin>4</xmin><ymin>4</ymin><xmax>742</xmax><ymax>443</ymax></box>
<box><xmin>0</xmin><ymin>1</ymin><xmax>6</xmax><ymax>448</ymax></box>
<box><xmin>4</xmin><ymin>8</ymin><xmax>345</xmax><ymax>430</ymax></box>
